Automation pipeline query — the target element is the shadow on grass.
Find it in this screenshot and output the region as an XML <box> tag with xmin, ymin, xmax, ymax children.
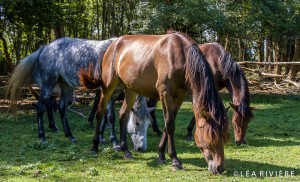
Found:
<box><xmin>145</xmin><ymin>156</ymin><xmax>299</xmax><ymax>178</ymax></box>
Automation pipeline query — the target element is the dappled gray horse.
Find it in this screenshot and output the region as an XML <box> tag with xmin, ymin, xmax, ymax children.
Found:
<box><xmin>127</xmin><ymin>96</ymin><xmax>155</xmax><ymax>152</ymax></box>
<box><xmin>6</xmin><ymin>37</ymin><xmax>117</xmax><ymax>144</ymax></box>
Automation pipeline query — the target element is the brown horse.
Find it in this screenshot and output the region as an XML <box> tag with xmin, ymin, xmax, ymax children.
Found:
<box><xmin>186</xmin><ymin>43</ymin><xmax>255</xmax><ymax>145</ymax></box>
<box><xmin>80</xmin><ymin>32</ymin><xmax>230</xmax><ymax>174</ymax></box>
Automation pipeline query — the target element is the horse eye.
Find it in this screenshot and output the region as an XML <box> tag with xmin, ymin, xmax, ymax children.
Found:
<box><xmin>136</xmin><ymin>123</ymin><xmax>139</xmax><ymax>126</ymax></box>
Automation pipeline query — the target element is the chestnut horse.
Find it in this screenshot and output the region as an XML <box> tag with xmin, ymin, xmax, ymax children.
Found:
<box><xmin>186</xmin><ymin>43</ymin><xmax>255</xmax><ymax>145</ymax></box>
<box><xmin>80</xmin><ymin>32</ymin><xmax>229</xmax><ymax>174</ymax></box>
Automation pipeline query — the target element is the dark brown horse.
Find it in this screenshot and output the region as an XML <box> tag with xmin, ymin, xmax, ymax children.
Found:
<box><xmin>80</xmin><ymin>32</ymin><xmax>230</xmax><ymax>174</ymax></box>
<box><xmin>186</xmin><ymin>43</ymin><xmax>255</xmax><ymax>145</ymax></box>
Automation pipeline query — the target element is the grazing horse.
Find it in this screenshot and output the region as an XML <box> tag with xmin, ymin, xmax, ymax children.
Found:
<box><xmin>135</xmin><ymin>42</ymin><xmax>254</xmax><ymax>147</ymax></box>
<box><xmin>6</xmin><ymin>37</ymin><xmax>117</xmax><ymax>144</ymax></box>
<box><xmin>127</xmin><ymin>95</ymin><xmax>155</xmax><ymax>152</ymax></box>
<box><xmin>80</xmin><ymin>32</ymin><xmax>230</xmax><ymax>174</ymax></box>
<box><xmin>186</xmin><ymin>43</ymin><xmax>255</xmax><ymax>145</ymax></box>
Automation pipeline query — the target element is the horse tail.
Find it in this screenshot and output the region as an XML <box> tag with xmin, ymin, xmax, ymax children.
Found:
<box><xmin>6</xmin><ymin>46</ymin><xmax>45</xmax><ymax>110</ymax></box>
<box><xmin>79</xmin><ymin>63</ymin><xmax>102</xmax><ymax>90</ymax></box>
<box><xmin>184</xmin><ymin>42</ymin><xmax>230</xmax><ymax>144</ymax></box>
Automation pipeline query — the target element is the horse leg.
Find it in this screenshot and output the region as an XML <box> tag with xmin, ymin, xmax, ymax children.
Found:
<box><xmin>99</xmin><ymin>111</ymin><xmax>108</xmax><ymax>144</ymax></box>
<box><xmin>158</xmin><ymin>89</ymin><xmax>184</xmax><ymax>171</ymax></box>
<box><xmin>47</xmin><ymin>96</ymin><xmax>59</xmax><ymax>132</ymax></box>
<box><xmin>87</xmin><ymin>88</ymin><xmax>101</xmax><ymax>127</ymax></box>
<box><xmin>186</xmin><ymin>116</ymin><xmax>195</xmax><ymax>141</ymax></box>
<box><xmin>91</xmin><ymin>85</ymin><xmax>117</xmax><ymax>153</ymax></box>
<box><xmin>106</xmin><ymin>98</ymin><xmax>120</xmax><ymax>152</ymax></box>
<box><xmin>157</xmin><ymin>129</ymin><xmax>168</xmax><ymax>164</ymax></box>
<box><xmin>119</xmin><ymin>90</ymin><xmax>137</xmax><ymax>159</ymax></box>
<box><xmin>36</xmin><ymin>84</ymin><xmax>56</xmax><ymax>144</ymax></box>
<box><xmin>58</xmin><ymin>86</ymin><xmax>75</xmax><ymax>142</ymax></box>
<box><xmin>148</xmin><ymin>98</ymin><xmax>162</xmax><ymax>136</ymax></box>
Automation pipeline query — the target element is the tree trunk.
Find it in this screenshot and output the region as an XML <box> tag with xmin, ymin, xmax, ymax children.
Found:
<box><xmin>0</xmin><ymin>32</ymin><xmax>13</xmax><ymax>69</ymax></box>
<box><xmin>54</xmin><ymin>0</ymin><xmax>65</xmax><ymax>39</ymax></box>
<box><xmin>224</xmin><ymin>33</ymin><xmax>229</xmax><ymax>51</ymax></box>
<box><xmin>289</xmin><ymin>37</ymin><xmax>300</xmax><ymax>80</ymax></box>
<box><xmin>238</xmin><ymin>38</ymin><xmax>242</xmax><ymax>62</ymax></box>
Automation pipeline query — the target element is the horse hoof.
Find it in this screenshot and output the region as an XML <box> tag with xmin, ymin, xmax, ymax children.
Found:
<box><xmin>124</xmin><ymin>153</ymin><xmax>134</xmax><ymax>160</ymax></box>
<box><xmin>113</xmin><ymin>144</ymin><xmax>121</xmax><ymax>152</ymax></box>
<box><xmin>69</xmin><ymin>137</ymin><xmax>77</xmax><ymax>143</ymax></box>
<box><xmin>157</xmin><ymin>159</ymin><xmax>166</xmax><ymax>165</ymax></box>
<box><xmin>99</xmin><ymin>138</ymin><xmax>106</xmax><ymax>144</ymax></box>
<box><xmin>172</xmin><ymin>160</ymin><xmax>183</xmax><ymax>171</ymax></box>
<box><xmin>41</xmin><ymin>138</ymin><xmax>48</xmax><ymax>145</ymax></box>
<box><xmin>89</xmin><ymin>147</ymin><xmax>98</xmax><ymax>155</ymax></box>
<box><xmin>186</xmin><ymin>135</ymin><xmax>193</xmax><ymax>141</ymax></box>
<box><xmin>51</xmin><ymin>127</ymin><xmax>59</xmax><ymax>133</ymax></box>
<box><xmin>172</xmin><ymin>164</ymin><xmax>183</xmax><ymax>171</ymax></box>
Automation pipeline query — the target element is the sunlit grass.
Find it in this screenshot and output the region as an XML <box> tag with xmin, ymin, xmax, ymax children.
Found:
<box><xmin>0</xmin><ymin>93</ymin><xmax>299</xmax><ymax>181</ymax></box>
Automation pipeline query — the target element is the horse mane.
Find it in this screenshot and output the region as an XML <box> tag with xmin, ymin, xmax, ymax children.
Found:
<box><xmin>173</xmin><ymin>32</ymin><xmax>230</xmax><ymax>144</ymax></box>
<box><xmin>132</xmin><ymin>96</ymin><xmax>151</xmax><ymax>120</ymax></box>
<box><xmin>218</xmin><ymin>44</ymin><xmax>252</xmax><ymax>119</ymax></box>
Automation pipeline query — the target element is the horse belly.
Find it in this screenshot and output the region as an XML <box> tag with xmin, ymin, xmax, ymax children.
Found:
<box><xmin>118</xmin><ymin>64</ymin><xmax>158</xmax><ymax>98</ymax></box>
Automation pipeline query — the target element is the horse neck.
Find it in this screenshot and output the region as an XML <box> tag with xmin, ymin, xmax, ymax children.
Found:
<box><xmin>220</xmin><ymin>53</ymin><xmax>250</xmax><ymax>107</ymax></box>
<box><xmin>185</xmin><ymin>44</ymin><xmax>226</xmax><ymax>124</ymax></box>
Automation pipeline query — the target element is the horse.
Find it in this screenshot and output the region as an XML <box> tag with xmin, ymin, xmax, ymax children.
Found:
<box><xmin>186</xmin><ymin>43</ymin><xmax>255</xmax><ymax>145</ymax></box>
<box><xmin>80</xmin><ymin>32</ymin><xmax>230</xmax><ymax>174</ymax></box>
<box><xmin>6</xmin><ymin>37</ymin><xmax>118</xmax><ymax>144</ymax></box>
<box><xmin>127</xmin><ymin>95</ymin><xmax>155</xmax><ymax>152</ymax></box>
<box><xmin>132</xmin><ymin>42</ymin><xmax>255</xmax><ymax>148</ymax></box>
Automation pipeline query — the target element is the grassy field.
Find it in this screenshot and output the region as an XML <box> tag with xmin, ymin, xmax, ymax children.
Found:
<box><xmin>0</xmin><ymin>93</ymin><xmax>299</xmax><ymax>181</ymax></box>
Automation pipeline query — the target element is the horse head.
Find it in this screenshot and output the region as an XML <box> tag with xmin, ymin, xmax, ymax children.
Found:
<box><xmin>127</xmin><ymin>96</ymin><xmax>155</xmax><ymax>152</ymax></box>
<box><xmin>194</xmin><ymin>110</ymin><xmax>229</xmax><ymax>174</ymax></box>
<box><xmin>230</xmin><ymin>102</ymin><xmax>255</xmax><ymax>145</ymax></box>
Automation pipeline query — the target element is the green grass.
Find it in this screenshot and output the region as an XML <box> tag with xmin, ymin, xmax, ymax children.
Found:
<box><xmin>0</xmin><ymin>93</ymin><xmax>299</xmax><ymax>181</ymax></box>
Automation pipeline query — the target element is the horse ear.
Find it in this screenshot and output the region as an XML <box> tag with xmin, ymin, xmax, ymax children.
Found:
<box><xmin>200</xmin><ymin>111</ymin><xmax>211</xmax><ymax>120</ymax></box>
<box><xmin>229</xmin><ymin>102</ymin><xmax>238</xmax><ymax>111</ymax></box>
<box><xmin>147</xmin><ymin>107</ymin><xmax>156</xmax><ymax>113</ymax></box>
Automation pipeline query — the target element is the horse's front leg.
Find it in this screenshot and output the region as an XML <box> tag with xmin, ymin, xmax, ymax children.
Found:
<box><xmin>119</xmin><ymin>90</ymin><xmax>137</xmax><ymax>159</ymax></box>
<box><xmin>186</xmin><ymin>116</ymin><xmax>195</xmax><ymax>141</ymax></box>
<box><xmin>87</xmin><ymin>88</ymin><xmax>101</xmax><ymax>127</ymax></box>
<box><xmin>158</xmin><ymin>89</ymin><xmax>183</xmax><ymax>171</ymax></box>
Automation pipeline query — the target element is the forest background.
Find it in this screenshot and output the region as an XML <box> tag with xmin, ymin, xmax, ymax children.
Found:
<box><xmin>0</xmin><ymin>0</ymin><xmax>299</xmax><ymax>77</ymax></box>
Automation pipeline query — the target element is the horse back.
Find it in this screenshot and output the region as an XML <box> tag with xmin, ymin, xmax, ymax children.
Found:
<box><xmin>102</xmin><ymin>34</ymin><xmax>188</xmax><ymax>98</ymax></box>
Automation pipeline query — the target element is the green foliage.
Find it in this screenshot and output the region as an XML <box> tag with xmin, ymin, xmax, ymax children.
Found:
<box><xmin>0</xmin><ymin>93</ymin><xmax>299</xmax><ymax>181</ymax></box>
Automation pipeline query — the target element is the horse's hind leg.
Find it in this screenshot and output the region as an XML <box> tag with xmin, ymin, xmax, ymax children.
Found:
<box><xmin>47</xmin><ymin>96</ymin><xmax>59</xmax><ymax>132</ymax></box>
<box><xmin>36</xmin><ymin>85</ymin><xmax>56</xmax><ymax>144</ymax></box>
<box><xmin>148</xmin><ymin>98</ymin><xmax>162</xmax><ymax>136</ymax></box>
<box><xmin>58</xmin><ymin>86</ymin><xmax>75</xmax><ymax>142</ymax></box>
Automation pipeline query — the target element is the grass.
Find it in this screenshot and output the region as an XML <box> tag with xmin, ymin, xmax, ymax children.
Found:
<box><xmin>0</xmin><ymin>93</ymin><xmax>299</xmax><ymax>181</ymax></box>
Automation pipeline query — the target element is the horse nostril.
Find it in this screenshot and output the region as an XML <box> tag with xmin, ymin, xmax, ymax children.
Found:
<box><xmin>216</xmin><ymin>165</ymin><xmax>224</xmax><ymax>174</ymax></box>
